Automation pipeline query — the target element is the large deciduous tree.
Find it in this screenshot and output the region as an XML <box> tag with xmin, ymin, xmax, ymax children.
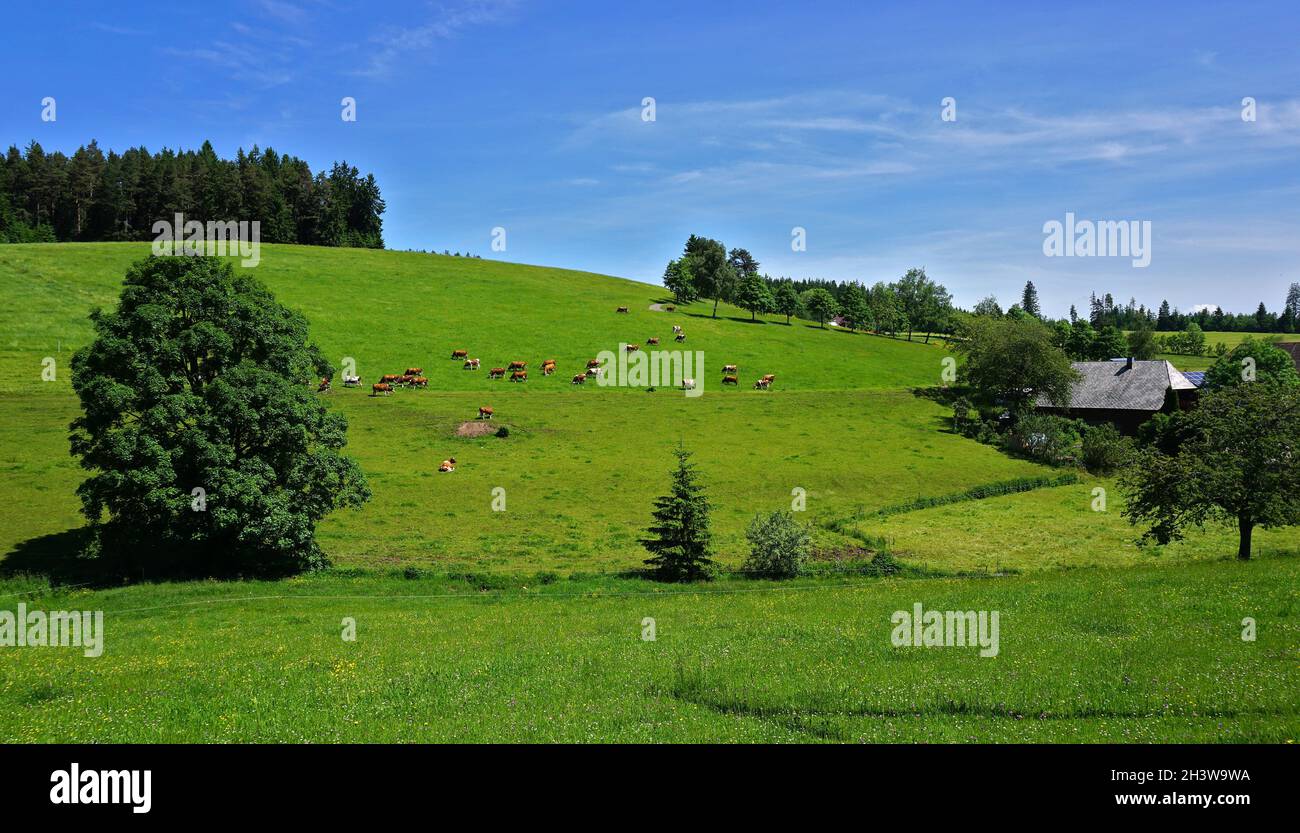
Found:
<box><xmin>1121</xmin><ymin>383</ymin><xmax>1300</xmax><ymax>560</ymax></box>
<box><xmin>955</xmin><ymin>315</ymin><xmax>1079</xmax><ymax>412</ymax></box>
<box><xmin>69</xmin><ymin>255</ymin><xmax>371</xmax><ymax>577</ymax></box>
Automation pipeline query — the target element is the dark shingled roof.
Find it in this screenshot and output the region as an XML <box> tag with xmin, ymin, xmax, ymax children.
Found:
<box><xmin>1278</xmin><ymin>342</ymin><xmax>1300</xmax><ymax>371</ymax></box>
<box><xmin>1036</xmin><ymin>360</ymin><xmax>1193</xmax><ymax>411</ymax></box>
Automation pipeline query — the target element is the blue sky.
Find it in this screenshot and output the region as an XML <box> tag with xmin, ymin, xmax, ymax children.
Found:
<box><xmin>3</xmin><ymin>0</ymin><xmax>1298</xmax><ymax>317</ymax></box>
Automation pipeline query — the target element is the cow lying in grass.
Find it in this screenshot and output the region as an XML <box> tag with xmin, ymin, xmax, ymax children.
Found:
<box><xmin>439</xmin><ymin>457</ymin><xmax>457</xmax><ymax>473</ymax></box>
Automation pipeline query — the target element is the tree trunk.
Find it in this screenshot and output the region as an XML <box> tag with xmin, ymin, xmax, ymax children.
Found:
<box><xmin>1237</xmin><ymin>517</ymin><xmax>1253</xmax><ymax>560</ymax></box>
<box><xmin>712</xmin><ymin>296</ymin><xmax>719</xmax><ymax>319</ymax></box>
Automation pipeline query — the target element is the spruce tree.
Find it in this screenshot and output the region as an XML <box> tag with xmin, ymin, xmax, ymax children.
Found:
<box><xmin>1021</xmin><ymin>280</ymin><xmax>1041</xmax><ymax>318</ymax></box>
<box><xmin>641</xmin><ymin>446</ymin><xmax>716</xmax><ymax>582</ymax></box>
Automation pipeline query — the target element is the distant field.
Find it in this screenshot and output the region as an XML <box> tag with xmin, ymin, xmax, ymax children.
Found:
<box><xmin>1133</xmin><ymin>331</ymin><xmax>1300</xmax><ymax>372</ymax></box>
<box><xmin>0</xmin><ymin>556</ymin><xmax>1294</xmax><ymax>742</ymax></box>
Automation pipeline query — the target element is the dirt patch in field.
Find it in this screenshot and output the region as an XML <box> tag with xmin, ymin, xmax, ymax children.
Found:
<box><xmin>456</xmin><ymin>421</ymin><xmax>498</xmax><ymax>438</ymax></box>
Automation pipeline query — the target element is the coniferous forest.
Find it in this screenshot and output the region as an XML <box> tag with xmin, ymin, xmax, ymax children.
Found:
<box><xmin>0</xmin><ymin>140</ymin><xmax>384</xmax><ymax>248</ymax></box>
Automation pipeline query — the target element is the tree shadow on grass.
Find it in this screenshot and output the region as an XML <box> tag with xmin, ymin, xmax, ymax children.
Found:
<box><xmin>0</xmin><ymin>527</ymin><xmax>129</xmax><ymax>589</ymax></box>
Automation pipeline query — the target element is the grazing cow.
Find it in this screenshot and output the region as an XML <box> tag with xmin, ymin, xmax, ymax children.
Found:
<box><xmin>571</xmin><ymin>373</ymin><xmax>586</xmax><ymax>384</ymax></box>
<box><xmin>647</xmin><ymin>337</ymin><xmax>660</xmax><ymax>345</ymax></box>
<box><xmin>510</xmin><ymin>370</ymin><xmax>527</xmax><ymax>382</ymax></box>
<box><xmin>722</xmin><ymin>364</ymin><xmax>737</xmax><ymax>374</ymax></box>
<box><xmin>451</xmin><ymin>350</ymin><xmax>468</xmax><ymax>360</ymax></box>
<box><xmin>616</xmin><ymin>306</ymin><xmax>629</xmax><ymax>313</ymax></box>
<box><xmin>381</xmin><ymin>374</ymin><xmax>403</xmax><ymax>385</ymax></box>
<box><xmin>586</xmin><ymin>359</ymin><xmax>601</xmax><ymax>369</ymax></box>
<box><xmin>371</xmin><ymin>383</ymin><xmax>393</xmax><ymax>396</ymax></box>
<box><xmin>722</xmin><ymin>375</ymin><xmax>739</xmax><ymax>385</ymax></box>
<box><xmin>464</xmin><ymin>358</ymin><xmax>481</xmax><ymax>370</ymax></box>
<box><xmin>398</xmin><ymin>375</ymin><xmax>416</xmax><ymax>387</ymax></box>
<box><xmin>672</xmin><ymin>325</ymin><xmax>683</xmax><ymax>334</ymax></box>
<box><xmin>343</xmin><ymin>374</ymin><xmax>361</xmax><ymax>387</ymax></box>
<box><xmin>675</xmin><ymin>333</ymin><xmax>686</xmax><ymax>343</ymax></box>
<box><xmin>478</xmin><ymin>406</ymin><xmax>494</xmax><ymax>420</ymax></box>
<box><xmin>488</xmin><ymin>367</ymin><xmax>506</xmax><ymax>379</ymax></box>
<box><xmin>754</xmin><ymin>378</ymin><xmax>771</xmax><ymax>390</ymax></box>
<box><xmin>625</xmin><ymin>344</ymin><xmax>639</xmax><ymax>353</ymax></box>
<box><xmin>681</xmin><ymin>378</ymin><xmax>696</xmax><ymax>391</ymax></box>
<box><xmin>405</xmin><ymin>367</ymin><xmax>423</xmax><ymax>376</ymax></box>
<box><xmin>411</xmin><ymin>377</ymin><xmax>429</xmax><ymax>388</ymax></box>
<box><xmin>762</xmin><ymin>374</ymin><xmax>776</xmax><ymax>382</ymax></box>
<box><xmin>439</xmin><ymin>457</ymin><xmax>457</xmax><ymax>473</ymax></box>
<box><xmin>542</xmin><ymin>360</ymin><xmax>557</xmax><ymax>376</ymax></box>
<box><xmin>508</xmin><ymin>360</ymin><xmax>527</xmax><ymax>370</ymax></box>
<box><xmin>585</xmin><ymin>367</ymin><xmax>597</xmax><ymax>377</ymax></box>
<box><xmin>317</xmin><ymin>376</ymin><xmax>331</xmax><ymax>393</ymax></box>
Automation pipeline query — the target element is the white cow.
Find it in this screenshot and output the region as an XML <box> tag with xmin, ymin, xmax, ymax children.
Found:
<box><xmin>681</xmin><ymin>378</ymin><xmax>696</xmax><ymax>391</ymax></box>
<box><xmin>342</xmin><ymin>374</ymin><xmax>361</xmax><ymax>387</ymax></box>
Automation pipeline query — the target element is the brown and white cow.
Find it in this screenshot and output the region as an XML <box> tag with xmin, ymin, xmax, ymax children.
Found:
<box><xmin>478</xmin><ymin>406</ymin><xmax>494</xmax><ymax>419</ymax></box>
<box><xmin>439</xmin><ymin>457</ymin><xmax>457</xmax><ymax>473</ymax></box>
<box><xmin>371</xmin><ymin>383</ymin><xmax>393</xmax><ymax>396</ymax></box>
<box><xmin>381</xmin><ymin>374</ymin><xmax>403</xmax><ymax>385</ymax></box>
<box><xmin>317</xmin><ymin>376</ymin><xmax>331</xmax><ymax>393</ymax></box>
<box><xmin>451</xmin><ymin>350</ymin><xmax>468</xmax><ymax>360</ymax></box>
<box><xmin>508</xmin><ymin>360</ymin><xmax>527</xmax><ymax>370</ymax></box>
<box><xmin>722</xmin><ymin>375</ymin><xmax>739</xmax><ymax>385</ymax></box>
<box><xmin>488</xmin><ymin>367</ymin><xmax>506</xmax><ymax>379</ymax></box>
<box><xmin>510</xmin><ymin>370</ymin><xmax>527</xmax><ymax>382</ymax></box>
<box><xmin>762</xmin><ymin>374</ymin><xmax>776</xmax><ymax>383</ymax></box>
<box><xmin>722</xmin><ymin>364</ymin><xmax>738</xmax><ymax>374</ymax></box>
<box><xmin>625</xmin><ymin>344</ymin><xmax>639</xmax><ymax>352</ymax></box>
<box><xmin>405</xmin><ymin>367</ymin><xmax>423</xmax><ymax>376</ymax></box>
<box><xmin>753</xmin><ymin>378</ymin><xmax>771</xmax><ymax>390</ymax></box>
<box><xmin>646</xmin><ymin>337</ymin><xmax>659</xmax><ymax>345</ymax></box>
<box><xmin>464</xmin><ymin>358</ymin><xmax>481</xmax><ymax>370</ymax></box>
<box><xmin>586</xmin><ymin>359</ymin><xmax>602</xmax><ymax>369</ymax></box>
<box><xmin>411</xmin><ymin>377</ymin><xmax>429</xmax><ymax>388</ymax></box>
<box><xmin>571</xmin><ymin>373</ymin><xmax>586</xmax><ymax>384</ymax></box>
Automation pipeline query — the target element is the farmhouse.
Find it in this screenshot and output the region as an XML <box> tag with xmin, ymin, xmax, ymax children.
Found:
<box><xmin>1036</xmin><ymin>358</ymin><xmax>1196</xmax><ymax>432</ymax></box>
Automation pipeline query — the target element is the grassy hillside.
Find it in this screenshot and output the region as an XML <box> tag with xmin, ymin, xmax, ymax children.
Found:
<box><xmin>0</xmin><ymin>243</ymin><xmax>945</xmax><ymax>395</ymax></box>
<box><xmin>1</xmin><ymin>242</ymin><xmax>1296</xmax><ymax>744</ymax></box>
<box><xmin>1</xmin><ymin>243</ymin><xmax>1287</xmax><ymax>575</ymax></box>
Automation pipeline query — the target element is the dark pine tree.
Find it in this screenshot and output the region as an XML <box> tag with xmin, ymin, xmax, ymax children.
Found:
<box><xmin>640</xmin><ymin>446</ymin><xmax>716</xmax><ymax>582</ymax></box>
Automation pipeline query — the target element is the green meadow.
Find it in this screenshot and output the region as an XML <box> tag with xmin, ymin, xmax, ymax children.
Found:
<box><xmin>0</xmin><ymin>242</ymin><xmax>1296</xmax><ymax>742</ymax></box>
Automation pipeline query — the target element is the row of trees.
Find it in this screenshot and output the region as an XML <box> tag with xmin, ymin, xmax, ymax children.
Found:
<box><xmin>662</xmin><ymin>236</ymin><xmax>954</xmax><ymax>340</ymax></box>
<box><xmin>0</xmin><ymin>140</ymin><xmax>385</xmax><ymax>248</ymax></box>
<box><xmin>1073</xmin><ymin>286</ymin><xmax>1300</xmax><ymax>334</ymax></box>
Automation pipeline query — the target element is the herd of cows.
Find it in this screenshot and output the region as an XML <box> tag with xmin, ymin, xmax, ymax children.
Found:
<box><xmin>312</xmin><ymin>306</ymin><xmax>779</xmax><ymax>402</ymax></box>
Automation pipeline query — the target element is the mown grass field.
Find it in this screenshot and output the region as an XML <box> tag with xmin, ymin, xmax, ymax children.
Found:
<box><xmin>0</xmin><ymin>556</ymin><xmax>1294</xmax><ymax>742</ymax></box>
<box><xmin>1</xmin><ymin>242</ymin><xmax>1296</xmax><ymax>743</ymax></box>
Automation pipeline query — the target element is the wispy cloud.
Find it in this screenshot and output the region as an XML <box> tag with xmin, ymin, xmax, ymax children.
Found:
<box><xmin>355</xmin><ymin>0</ymin><xmax>520</xmax><ymax>78</ymax></box>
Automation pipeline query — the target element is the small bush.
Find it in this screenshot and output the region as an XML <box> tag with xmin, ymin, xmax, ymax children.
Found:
<box><xmin>743</xmin><ymin>511</ymin><xmax>811</xmax><ymax>578</ymax></box>
<box><xmin>1080</xmin><ymin>423</ymin><xmax>1131</xmax><ymax>474</ymax></box>
<box><xmin>495</xmin><ymin>426</ymin><xmax>509</xmax><ymax>438</ymax></box>
<box><xmin>402</xmin><ymin>565</ymin><xmax>424</xmax><ymax>580</ymax></box>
